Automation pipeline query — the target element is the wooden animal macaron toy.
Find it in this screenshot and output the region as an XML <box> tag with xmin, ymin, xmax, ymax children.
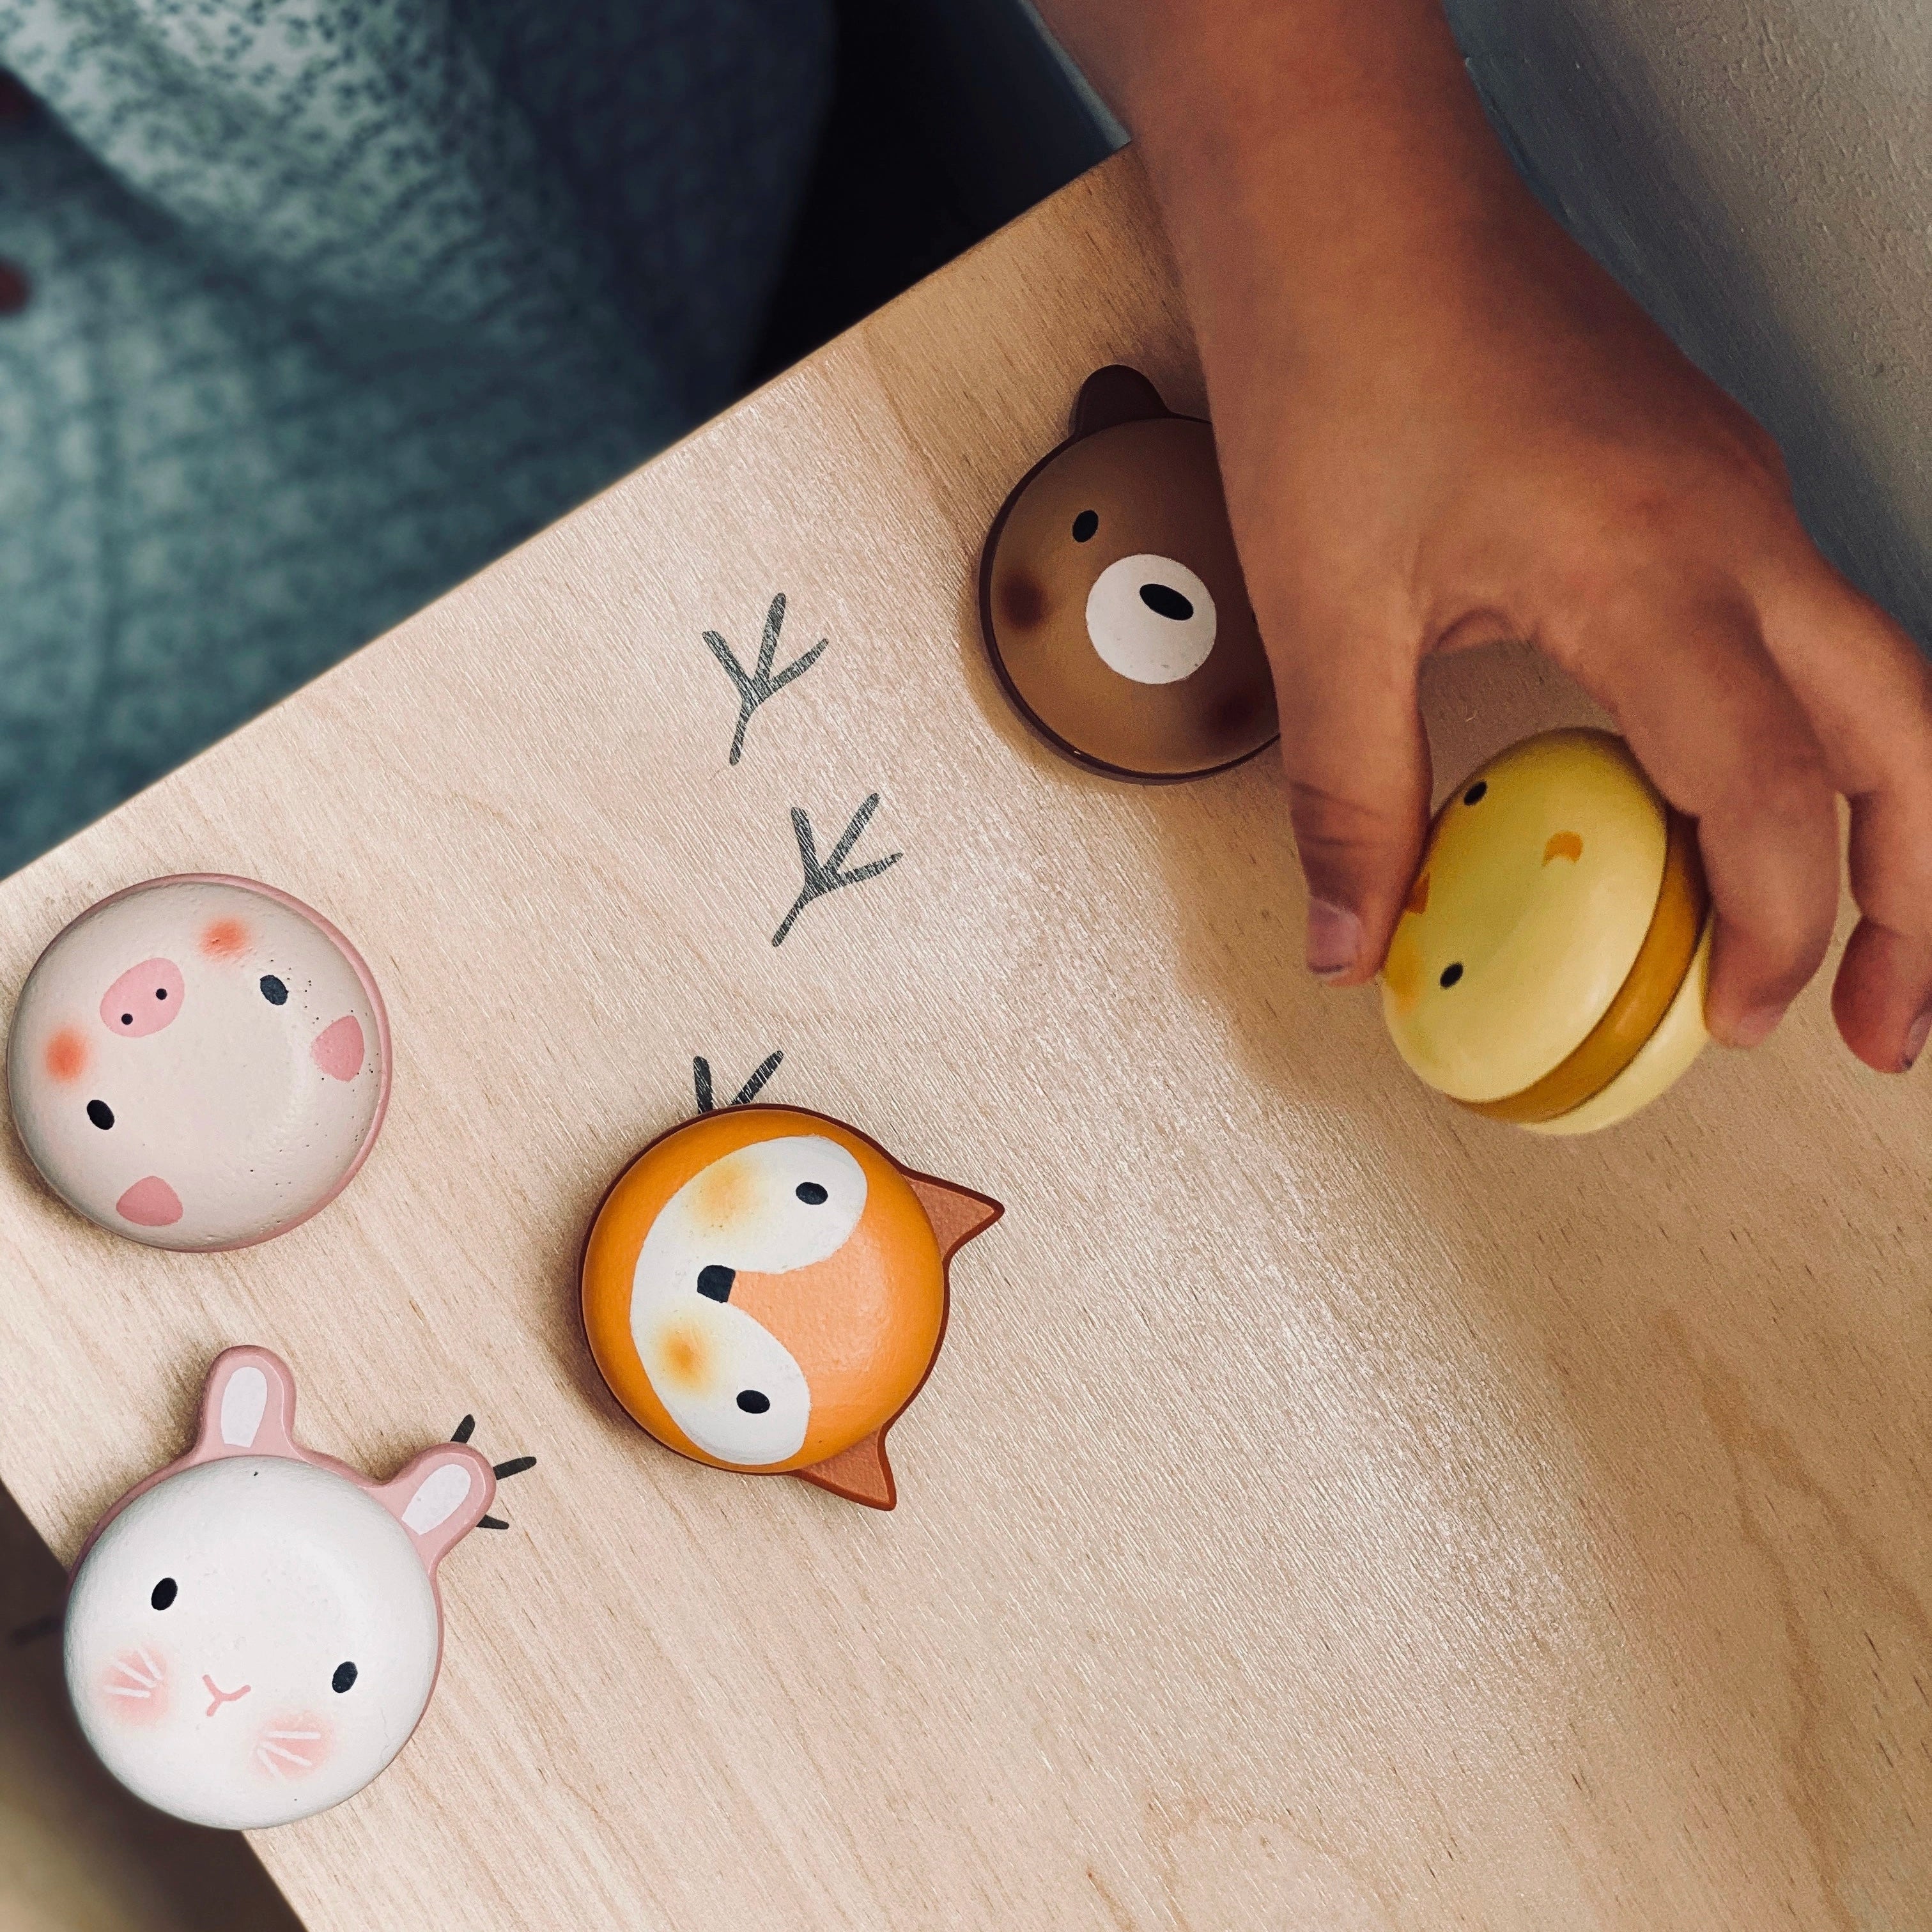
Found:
<box><xmin>978</xmin><ymin>364</ymin><xmax>1278</xmax><ymax>780</ymax></box>
<box><xmin>63</xmin><ymin>1347</ymin><xmax>518</xmax><ymax>1830</ymax></box>
<box><xmin>1381</xmin><ymin>728</ymin><xmax>1712</xmax><ymax>1134</ymax></box>
<box><xmin>582</xmin><ymin>1088</ymin><xmax>1001</xmax><ymax>1510</ymax></box>
<box><xmin>7</xmin><ymin>874</ymin><xmax>389</xmax><ymax>1249</ymax></box>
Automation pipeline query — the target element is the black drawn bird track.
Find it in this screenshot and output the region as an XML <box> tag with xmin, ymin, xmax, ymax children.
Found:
<box><xmin>704</xmin><ymin>592</ymin><xmax>827</xmax><ymax>766</ymax></box>
<box><xmin>449</xmin><ymin>1415</ymin><xmax>536</xmax><ymax>1531</ymax></box>
<box><xmin>771</xmin><ymin>793</ymin><xmax>903</xmax><ymax>947</ymax></box>
<box><xmin>693</xmin><ymin>1051</ymin><xmax>784</xmax><ymax>1113</ymax></box>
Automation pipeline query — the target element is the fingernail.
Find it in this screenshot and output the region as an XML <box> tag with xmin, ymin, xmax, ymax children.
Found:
<box><xmin>1726</xmin><ymin>1002</ymin><xmax>1787</xmax><ymax>1049</ymax></box>
<box><xmin>1306</xmin><ymin>899</ymin><xmax>1362</xmax><ymax>980</ymax></box>
<box><xmin>1901</xmin><ymin>1007</ymin><xmax>1932</xmax><ymax>1072</ymax></box>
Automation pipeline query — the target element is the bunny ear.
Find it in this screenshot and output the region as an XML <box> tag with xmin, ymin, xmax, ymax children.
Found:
<box><xmin>187</xmin><ymin>1347</ymin><xmax>300</xmax><ymax>1464</ymax></box>
<box><xmin>371</xmin><ymin>1445</ymin><xmax>495</xmax><ymax>1577</ymax></box>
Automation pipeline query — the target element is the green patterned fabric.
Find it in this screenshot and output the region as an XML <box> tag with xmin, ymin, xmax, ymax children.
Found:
<box><xmin>0</xmin><ymin>0</ymin><xmax>831</xmax><ymax>872</ymax></box>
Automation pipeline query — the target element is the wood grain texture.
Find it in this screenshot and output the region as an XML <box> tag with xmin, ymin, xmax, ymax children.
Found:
<box><xmin>0</xmin><ymin>152</ymin><xmax>1925</xmax><ymax>1931</ymax></box>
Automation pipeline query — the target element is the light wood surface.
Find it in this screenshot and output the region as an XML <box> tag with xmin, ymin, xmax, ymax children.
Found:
<box><xmin>0</xmin><ymin>151</ymin><xmax>1925</xmax><ymax>1932</ymax></box>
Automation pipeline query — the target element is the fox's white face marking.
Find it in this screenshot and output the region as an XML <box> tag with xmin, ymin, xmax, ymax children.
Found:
<box><xmin>8</xmin><ymin>877</ymin><xmax>387</xmax><ymax>1249</ymax></box>
<box><xmin>630</xmin><ymin>1136</ymin><xmax>867</xmax><ymax>1465</ymax></box>
<box><xmin>66</xmin><ymin>1458</ymin><xmax>444</xmax><ymax>1830</ymax></box>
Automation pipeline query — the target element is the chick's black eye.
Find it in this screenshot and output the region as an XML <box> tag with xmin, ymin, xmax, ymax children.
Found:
<box><xmin>87</xmin><ymin>1099</ymin><xmax>114</xmax><ymax>1131</ymax></box>
<box><xmin>795</xmin><ymin>1182</ymin><xmax>828</xmax><ymax>1205</ymax></box>
<box><xmin>150</xmin><ymin>1577</ymin><xmax>177</xmax><ymax>1611</ymax></box>
<box><xmin>332</xmin><ymin>1660</ymin><xmax>357</xmax><ymax>1694</ymax></box>
<box><xmin>1463</xmin><ymin>780</ymin><xmax>1487</xmax><ymax>805</ymax></box>
<box><xmin>259</xmin><ymin>974</ymin><xmax>288</xmax><ymax>1005</ymax></box>
<box><xmin>1071</xmin><ymin>509</ymin><xmax>1099</xmax><ymax>543</ymax></box>
<box><xmin>1439</xmin><ymin>962</ymin><xmax>1464</xmax><ymax>988</ymax></box>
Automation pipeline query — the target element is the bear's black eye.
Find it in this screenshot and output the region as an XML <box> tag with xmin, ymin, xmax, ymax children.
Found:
<box><xmin>1439</xmin><ymin>962</ymin><xmax>1465</xmax><ymax>988</ymax></box>
<box><xmin>1463</xmin><ymin>780</ymin><xmax>1487</xmax><ymax>805</ymax></box>
<box><xmin>259</xmin><ymin>974</ymin><xmax>288</xmax><ymax>1005</ymax></box>
<box><xmin>151</xmin><ymin>1577</ymin><xmax>177</xmax><ymax>1611</ymax></box>
<box><xmin>332</xmin><ymin>1661</ymin><xmax>358</xmax><ymax>1694</ymax></box>
<box><xmin>795</xmin><ymin>1182</ymin><xmax>828</xmax><ymax>1205</ymax></box>
<box><xmin>1071</xmin><ymin>509</ymin><xmax>1099</xmax><ymax>543</ymax></box>
<box><xmin>87</xmin><ymin>1099</ymin><xmax>114</xmax><ymax>1130</ymax></box>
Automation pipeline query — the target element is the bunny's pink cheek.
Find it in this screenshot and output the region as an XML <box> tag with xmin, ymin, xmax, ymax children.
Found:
<box><xmin>97</xmin><ymin>1646</ymin><xmax>171</xmax><ymax>1726</ymax></box>
<box><xmin>249</xmin><ymin>1711</ymin><xmax>334</xmax><ymax>1782</ymax></box>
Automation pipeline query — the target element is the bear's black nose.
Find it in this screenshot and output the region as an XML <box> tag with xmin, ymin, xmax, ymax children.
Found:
<box><xmin>697</xmin><ymin>1264</ymin><xmax>736</xmax><ymax>1302</ymax></box>
<box><xmin>1140</xmin><ymin>582</ymin><xmax>1194</xmax><ymax>621</ymax></box>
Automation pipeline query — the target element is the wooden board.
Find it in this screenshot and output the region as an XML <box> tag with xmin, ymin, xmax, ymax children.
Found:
<box><xmin>0</xmin><ymin>151</ymin><xmax>1924</xmax><ymax>1932</ymax></box>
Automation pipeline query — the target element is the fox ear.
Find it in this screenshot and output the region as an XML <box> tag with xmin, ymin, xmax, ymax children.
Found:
<box><xmin>795</xmin><ymin>1429</ymin><xmax>897</xmax><ymax>1510</ymax></box>
<box><xmin>371</xmin><ymin>1446</ymin><xmax>495</xmax><ymax>1577</ymax></box>
<box><xmin>187</xmin><ymin>1347</ymin><xmax>300</xmax><ymax>1463</ymax></box>
<box><xmin>902</xmin><ymin>1173</ymin><xmax>1003</xmax><ymax>1261</ymax></box>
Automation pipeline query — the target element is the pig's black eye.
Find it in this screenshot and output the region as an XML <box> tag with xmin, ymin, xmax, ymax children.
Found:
<box><xmin>87</xmin><ymin>1099</ymin><xmax>114</xmax><ymax>1130</ymax></box>
<box><xmin>332</xmin><ymin>1661</ymin><xmax>357</xmax><ymax>1693</ymax></box>
<box><xmin>1072</xmin><ymin>510</ymin><xmax>1099</xmax><ymax>542</ymax></box>
<box><xmin>259</xmin><ymin>975</ymin><xmax>288</xmax><ymax>1005</ymax></box>
<box><xmin>151</xmin><ymin>1577</ymin><xmax>177</xmax><ymax>1611</ymax></box>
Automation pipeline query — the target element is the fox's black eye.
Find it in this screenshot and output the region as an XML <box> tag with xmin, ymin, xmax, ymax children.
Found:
<box><xmin>332</xmin><ymin>1661</ymin><xmax>357</xmax><ymax>1694</ymax></box>
<box><xmin>697</xmin><ymin>1265</ymin><xmax>735</xmax><ymax>1302</ymax></box>
<box><xmin>795</xmin><ymin>1182</ymin><xmax>828</xmax><ymax>1205</ymax></box>
<box><xmin>151</xmin><ymin>1577</ymin><xmax>177</xmax><ymax>1610</ymax></box>
<box><xmin>87</xmin><ymin>1099</ymin><xmax>114</xmax><ymax>1130</ymax></box>
<box><xmin>259</xmin><ymin>975</ymin><xmax>288</xmax><ymax>1005</ymax></box>
<box><xmin>1439</xmin><ymin>962</ymin><xmax>1464</xmax><ymax>988</ymax></box>
<box><xmin>1071</xmin><ymin>510</ymin><xmax>1099</xmax><ymax>542</ymax></box>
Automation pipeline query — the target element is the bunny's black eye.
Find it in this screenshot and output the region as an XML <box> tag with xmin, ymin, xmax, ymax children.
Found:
<box><xmin>332</xmin><ymin>1661</ymin><xmax>357</xmax><ymax>1694</ymax></box>
<box><xmin>87</xmin><ymin>1099</ymin><xmax>114</xmax><ymax>1130</ymax></box>
<box><xmin>259</xmin><ymin>975</ymin><xmax>288</xmax><ymax>1005</ymax></box>
<box><xmin>151</xmin><ymin>1577</ymin><xmax>177</xmax><ymax>1610</ymax></box>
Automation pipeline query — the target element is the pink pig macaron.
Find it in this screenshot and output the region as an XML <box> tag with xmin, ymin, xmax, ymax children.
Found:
<box><xmin>7</xmin><ymin>875</ymin><xmax>390</xmax><ymax>1250</ymax></box>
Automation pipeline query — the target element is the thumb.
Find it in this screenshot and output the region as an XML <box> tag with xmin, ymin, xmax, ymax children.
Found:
<box><xmin>1275</xmin><ymin>623</ymin><xmax>1432</xmax><ymax>986</ymax></box>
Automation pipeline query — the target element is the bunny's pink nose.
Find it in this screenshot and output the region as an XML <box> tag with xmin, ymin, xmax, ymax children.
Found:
<box><xmin>116</xmin><ymin>1176</ymin><xmax>183</xmax><ymax>1226</ymax></box>
<box><xmin>201</xmin><ymin>1675</ymin><xmax>252</xmax><ymax>1716</ymax></box>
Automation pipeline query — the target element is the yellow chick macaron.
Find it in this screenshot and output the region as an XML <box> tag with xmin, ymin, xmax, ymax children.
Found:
<box><xmin>1380</xmin><ymin>729</ymin><xmax>1712</xmax><ymax>1134</ymax></box>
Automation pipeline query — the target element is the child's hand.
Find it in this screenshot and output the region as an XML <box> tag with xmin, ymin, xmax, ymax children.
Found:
<box><xmin>1042</xmin><ymin>0</ymin><xmax>1932</xmax><ymax>1071</ymax></box>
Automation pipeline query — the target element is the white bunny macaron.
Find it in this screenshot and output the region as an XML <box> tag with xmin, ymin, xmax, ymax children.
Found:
<box><xmin>63</xmin><ymin>1347</ymin><xmax>527</xmax><ymax>1829</ymax></box>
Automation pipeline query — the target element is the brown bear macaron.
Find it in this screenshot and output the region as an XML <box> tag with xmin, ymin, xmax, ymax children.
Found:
<box><xmin>978</xmin><ymin>365</ymin><xmax>1278</xmax><ymax>781</ymax></box>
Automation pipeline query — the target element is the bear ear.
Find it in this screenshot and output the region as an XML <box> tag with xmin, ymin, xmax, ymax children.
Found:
<box><xmin>186</xmin><ymin>1347</ymin><xmax>301</xmax><ymax>1464</ymax></box>
<box><xmin>1072</xmin><ymin>365</ymin><xmax>1170</xmax><ymax>437</ymax></box>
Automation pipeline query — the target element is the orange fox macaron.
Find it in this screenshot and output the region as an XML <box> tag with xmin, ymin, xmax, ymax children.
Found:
<box><xmin>581</xmin><ymin>1106</ymin><xmax>1000</xmax><ymax>1510</ymax></box>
